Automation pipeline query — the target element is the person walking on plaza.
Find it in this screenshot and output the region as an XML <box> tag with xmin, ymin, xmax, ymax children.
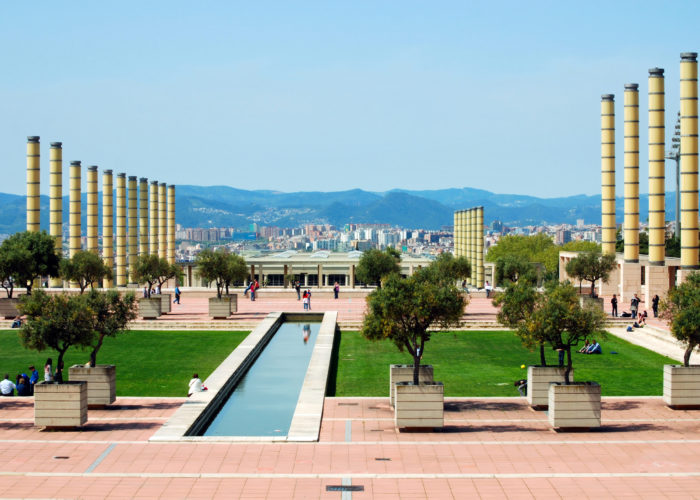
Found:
<box><xmin>295</xmin><ymin>280</ymin><xmax>301</xmax><ymax>300</ymax></box>
<box><xmin>302</xmin><ymin>290</ymin><xmax>309</xmax><ymax>310</ymax></box>
<box><xmin>250</xmin><ymin>279</ymin><xmax>259</xmax><ymax>301</ymax></box>
<box><xmin>652</xmin><ymin>294</ymin><xmax>660</xmax><ymax>318</ymax></box>
<box><xmin>485</xmin><ymin>281</ymin><xmax>493</xmax><ymax>298</ymax></box>
<box><xmin>306</xmin><ymin>289</ymin><xmax>312</xmax><ymax>310</ymax></box>
<box><xmin>173</xmin><ymin>285</ymin><xmax>181</xmax><ymax>304</ymax></box>
<box><xmin>630</xmin><ymin>293</ymin><xmax>641</xmax><ymax>319</ymax></box>
<box><xmin>333</xmin><ymin>282</ymin><xmax>340</xmax><ymax>299</ymax></box>
<box><xmin>611</xmin><ymin>294</ymin><xmax>618</xmax><ymax>317</ymax></box>
<box><xmin>28</xmin><ymin>365</ymin><xmax>38</xmax><ymax>395</ymax></box>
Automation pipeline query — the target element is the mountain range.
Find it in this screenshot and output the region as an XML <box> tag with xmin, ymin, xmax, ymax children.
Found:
<box><xmin>0</xmin><ymin>186</ymin><xmax>680</xmax><ymax>234</ymax></box>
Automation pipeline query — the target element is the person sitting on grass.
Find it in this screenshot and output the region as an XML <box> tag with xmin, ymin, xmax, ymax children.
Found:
<box><xmin>514</xmin><ymin>379</ymin><xmax>527</xmax><ymax>397</ymax></box>
<box><xmin>585</xmin><ymin>340</ymin><xmax>602</xmax><ymax>354</ymax></box>
<box><xmin>578</xmin><ymin>340</ymin><xmax>590</xmax><ymax>353</ymax></box>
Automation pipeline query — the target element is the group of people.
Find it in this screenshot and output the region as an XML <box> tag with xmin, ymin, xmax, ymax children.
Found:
<box><xmin>0</xmin><ymin>364</ymin><xmax>42</xmax><ymax>397</ymax></box>
<box><xmin>244</xmin><ymin>279</ymin><xmax>260</xmax><ymax>301</ymax></box>
<box><xmin>302</xmin><ymin>289</ymin><xmax>312</xmax><ymax>310</ymax></box>
<box><xmin>610</xmin><ymin>293</ymin><xmax>660</xmax><ymax>320</ymax></box>
<box><xmin>578</xmin><ymin>339</ymin><xmax>602</xmax><ymax>354</ymax></box>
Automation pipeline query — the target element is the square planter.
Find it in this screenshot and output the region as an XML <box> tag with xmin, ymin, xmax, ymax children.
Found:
<box><xmin>68</xmin><ymin>364</ymin><xmax>116</xmax><ymax>407</ymax></box>
<box><xmin>579</xmin><ymin>296</ymin><xmax>604</xmax><ymax>311</ymax></box>
<box><xmin>138</xmin><ymin>297</ymin><xmax>161</xmax><ymax>319</ymax></box>
<box><xmin>209</xmin><ymin>296</ymin><xmax>232</xmax><ymax>319</ymax></box>
<box><xmin>527</xmin><ymin>366</ymin><xmax>574</xmax><ymax>409</ymax></box>
<box><xmin>159</xmin><ymin>293</ymin><xmax>172</xmax><ymax>314</ymax></box>
<box><xmin>0</xmin><ymin>298</ymin><xmax>21</xmax><ymax>319</ymax></box>
<box><xmin>389</xmin><ymin>364</ymin><xmax>434</xmax><ymax>407</ymax></box>
<box><xmin>34</xmin><ymin>381</ymin><xmax>88</xmax><ymax>428</ymax></box>
<box><xmin>395</xmin><ymin>381</ymin><xmax>444</xmax><ymax>429</ymax></box>
<box><xmin>228</xmin><ymin>294</ymin><xmax>238</xmax><ymax>313</ymax></box>
<box><xmin>548</xmin><ymin>382</ymin><xmax>601</xmax><ymax>430</ymax></box>
<box><xmin>663</xmin><ymin>365</ymin><xmax>700</xmax><ymax>408</ymax></box>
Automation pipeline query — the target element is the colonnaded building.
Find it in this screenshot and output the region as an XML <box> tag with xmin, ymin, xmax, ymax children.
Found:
<box><xmin>560</xmin><ymin>52</ymin><xmax>699</xmax><ymax>306</ymax></box>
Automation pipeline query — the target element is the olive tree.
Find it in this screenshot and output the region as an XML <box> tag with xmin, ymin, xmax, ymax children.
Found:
<box><xmin>84</xmin><ymin>290</ymin><xmax>138</xmax><ymax>367</ymax></box>
<box><xmin>132</xmin><ymin>254</ymin><xmax>162</xmax><ymax>298</ymax></box>
<box><xmin>661</xmin><ymin>273</ymin><xmax>700</xmax><ymax>366</ymax></box>
<box><xmin>196</xmin><ymin>248</ymin><xmax>247</xmax><ymax>298</ymax></box>
<box><xmin>355</xmin><ymin>248</ymin><xmax>401</xmax><ymax>288</ymax></box>
<box><xmin>361</xmin><ymin>255</ymin><xmax>468</xmax><ymax>384</ymax></box>
<box><xmin>0</xmin><ymin>231</ymin><xmax>61</xmax><ymax>296</ymax></box>
<box><xmin>59</xmin><ymin>250</ymin><xmax>113</xmax><ymax>293</ymax></box>
<box><xmin>565</xmin><ymin>251</ymin><xmax>616</xmax><ymax>297</ymax></box>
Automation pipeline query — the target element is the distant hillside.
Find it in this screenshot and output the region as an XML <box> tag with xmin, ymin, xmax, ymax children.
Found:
<box><xmin>0</xmin><ymin>187</ymin><xmax>680</xmax><ymax>233</ymax></box>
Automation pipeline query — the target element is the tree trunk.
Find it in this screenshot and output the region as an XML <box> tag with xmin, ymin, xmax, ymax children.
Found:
<box><xmin>89</xmin><ymin>334</ymin><xmax>105</xmax><ymax>368</ymax></box>
<box><xmin>56</xmin><ymin>348</ymin><xmax>67</xmax><ymax>383</ymax></box>
<box><xmin>563</xmin><ymin>347</ymin><xmax>572</xmax><ymax>384</ymax></box>
<box><xmin>539</xmin><ymin>343</ymin><xmax>546</xmax><ymax>366</ymax></box>
<box><xmin>684</xmin><ymin>344</ymin><xmax>696</xmax><ymax>367</ymax></box>
<box><xmin>413</xmin><ymin>354</ymin><xmax>421</xmax><ymax>385</ymax></box>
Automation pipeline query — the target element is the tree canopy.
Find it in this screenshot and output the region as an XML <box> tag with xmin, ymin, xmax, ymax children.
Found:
<box><xmin>494</xmin><ymin>254</ymin><xmax>536</xmax><ymax>286</ymax></box>
<box><xmin>132</xmin><ymin>255</ymin><xmax>182</xmax><ymax>297</ymax></box>
<box><xmin>0</xmin><ymin>231</ymin><xmax>61</xmax><ymax>297</ymax></box>
<box><xmin>59</xmin><ymin>250</ymin><xmax>113</xmax><ymax>293</ymax></box>
<box><xmin>361</xmin><ymin>257</ymin><xmax>468</xmax><ymax>384</ymax></box>
<box><xmin>196</xmin><ymin>248</ymin><xmax>248</xmax><ymax>298</ymax></box>
<box><xmin>84</xmin><ymin>290</ymin><xmax>138</xmax><ymax>367</ymax></box>
<box><xmin>564</xmin><ymin>251</ymin><xmax>617</xmax><ymax>297</ymax></box>
<box><xmin>355</xmin><ymin>248</ymin><xmax>401</xmax><ymax>288</ymax></box>
<box><xmin>661</xmin><ymin>272</ymin><xmax>700</xmax><ymax>366</ymax></box>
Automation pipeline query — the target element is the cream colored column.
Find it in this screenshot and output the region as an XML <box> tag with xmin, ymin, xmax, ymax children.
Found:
<box><xmin>680</xmin><ymin>52</ymin><xmax>699</xmax><ymax>270</ymax></box>
<box><xmin>139</xmin><ymin>178</ymin><xmax>149</xmax><ymax>255</ymax></box>
<box><xmin>26</xmin><ymin>136</ymin><xmax>40</xmax><ymax>232</ymax></box>
<box><xmin>115</xmin><ymin>173</ymin><xmax>127</xmax><ymax>287</ymax></box>
<box><xmin>127</xmin><ymin>176</ymin><xmax>138</xmax><ymax>283</ymax></box>
<box><xmin>470</xmin><ymin>208</ymin><xmax>477</xmax><ymax>286</ymax></box>
<box><xmin>624</xmin><ymin>84</ymin><xmax>640</xmax><ymax>263</ymax></box>
<box><xmin>453</xmin><ymin>211</ymin><xmax>458</xmax><ymax>256</ymax></box>
<box><xmin>86</xmin><ymin>166</ymin><xmax>98</xmax><ymax>253</ymax></box>
<box><xmin>477</xmin><ymin>206</ymin><xmax>484</xmax><ymax>288</ymax></box>
<box><xmin>158</xmin><ymin>182</ymin><xmax>167</xmax><ymax>259</ymax></box>
<box><xmin>102</xmin><ymin>170</ymin><xmax>114</xmax><ymax>288</ymax></box>
<box><xmin>167</xmin><ymin>184</ymin><xmax>175</xmax><ymax>264</ymax></box>
<box><xmin>49</xmin><ymin>143</ymin><xmax>63</xmax><ymax>287</ymax></box>
<box><xmin>648</xmin><ymin>68</ymin><xmax>666</xmax><ymax>266</ymax></box>
<box><xmin>69</xmin><ymin>161</ymin><xmax>81</xmax><ymax>288</ymax></box>
<box><xmin>601</xmin><ymin>94</ymin><xmax>616</xmax><ymax>255</ymax></box>
<box><xmin>149</xmin><ymin>181</ymin><xmax>159</xmax><ymax>255</ymax></box>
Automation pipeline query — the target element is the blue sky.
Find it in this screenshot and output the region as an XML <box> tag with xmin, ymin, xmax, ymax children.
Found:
<box><xmin>0</xmin><ymin>1</ymin><xmax>698</xmax><ymax>197</ymax></box>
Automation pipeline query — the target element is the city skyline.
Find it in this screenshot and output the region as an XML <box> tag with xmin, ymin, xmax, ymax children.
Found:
<box><xmin>1</xmin><ymin>2</ymin><xmax>698</xmax><ymax>198</ymax></box>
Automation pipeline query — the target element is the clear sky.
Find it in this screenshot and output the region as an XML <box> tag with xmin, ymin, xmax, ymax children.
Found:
<box><xmin>1</xmin><ymin>1</ymin><xmax>698</xmax><ymax>198</ymax></box>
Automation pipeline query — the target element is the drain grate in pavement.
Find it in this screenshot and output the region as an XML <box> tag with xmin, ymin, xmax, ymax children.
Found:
<box><xmin>338</xmin><ymin>403</ymin><xmax>359</xmax><ymax>406</ymax></box>
<box><xmin>368</xmin><ymin>406</ymin><xmax>381</xmax><ymax>409</ymax></box>
<box><xmin>374</xmin><ymin>457</ymin><xmax>391</xmax><ymax>461</ymax></box>
<box><xmin>326</xmin><ymin>485</ymin><xmax>364</xmax><ymax>492</ymax></box>
<box><xmin>53</xmin><ymin>456</ymin><xmax>69</xmax><ymax>460</ymax></box>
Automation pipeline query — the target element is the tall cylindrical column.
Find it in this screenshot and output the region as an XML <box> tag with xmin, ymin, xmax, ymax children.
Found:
<box><xmin>26</xmin><ymin>136</ymin><xmax>40</xmax><ymax>232</ymax></box>
<box><xmin>49</xmin><ymin>142</ymin><xmax>63</xmax><ymax>287</ymax></box>
<box><xmin>467</xmin><ymin>209</ymin><xmax>474</xmax><ymax>285</ymax></box>
<box><xmin>86</xmin><ymin>166</ymin><xmax>98</xmax><ymax>253</ymax></box>
<box><xmin>139</xmin><ymin>178</ymin><xmax>149</xmax><ymax>255</ymax></box>
<box><xmin>158</xmin><ymin>182</ymin><xmax>167</xmax><ymax>260</ymax></box>
<box><xmin>149</xmin><ymin>181</ymin><xmax>159</xmax><ymax>255</ymax></box>
<box><xmin>601</xmin><ymin>94</ymin><xmax>616</xmax><ymax>255</ymax></box>
<box><xmin>476</xmin><ymin>206</ymin><xmax>484</xmax><ymax>288</ymax></box>
<box><xmin>471</xmin><ymin>209</ymin><xmax>478</xmax><ymax>286</ymax></box>
<box><xmin>128</xmin><ymin>176</ymin><xmax>138</xmax><ymax>282</ymax></box>
<box><xmin>102</xmin><ymin>170</ymin><xmax>114</xmax><ymax>288</ymax></box>
<box><xmin>648</xmin><ymin>68</ymin><xmax>666</xmax><ymax>266</ymax></box>
<box><xmin>624</xmin><ymin>84</ymin><xmax>640</xmax><ymax>263</ymax></box>
<box><xmin>680</xmin><ymin>52</ymin><xmax>699</xmax><ymax>270</ymax></box>
<box><xmin>69</xmin><ymin>161</ymin><xmax>82</xmax><ymax>288</ymax></box>
<box><xmin>167</xmin><ymin>184</ymin><xmax>176</xmax><ymax>264</ymax></box>
<box><xmin>115</xmin><ymin>173</ymin><xmax>127</xmax><ymax>287</ymax></box>
<box><xmin>453</xmin><ymin>211</ymin><xmax>458</xmax><ymax>256</ymax></box>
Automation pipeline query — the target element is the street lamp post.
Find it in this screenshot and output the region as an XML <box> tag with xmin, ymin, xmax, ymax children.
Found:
<box><xmin>665</xmin><ymin>112</ymin><xmax>681</xmax><ymax>236</ymax></box>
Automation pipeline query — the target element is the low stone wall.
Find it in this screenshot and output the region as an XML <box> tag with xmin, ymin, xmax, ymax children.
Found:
<box><xmin>663</xmin><ymin>365</ymin><xmax>700</xmax><ymax>408</ymax></box>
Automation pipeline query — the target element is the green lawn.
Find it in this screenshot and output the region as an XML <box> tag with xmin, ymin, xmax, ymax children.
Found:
<box><xmin>0</xmin><ymin>330</ymin><xmax>248</xmax><ymax>397</ymax></box>
<box><xmin>330</xmin><ymin>330</ymin><xmax>678</xmax><ymax>397</ymax></box>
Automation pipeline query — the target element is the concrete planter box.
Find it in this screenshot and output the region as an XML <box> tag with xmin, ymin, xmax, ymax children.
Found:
<box><xmin>663</xmin><ymin>365</ymin><xmax>700</xmax><ymax>408</ymax></box>
<box><xmin>138</xmin><ymin>297</ymin><xmax>161</xmax><ymax>319</ymax></box>
<box><xmin>209</xmin><ymin>296</ymin><xmax>232</xmax><ymax>319</ymax></box>
<box><xmin>390</xmin><ymin>364</ymin><xmax>434</xmax><ymax>407</ymax></box>
<box><xmin>0</xmin><ymin>298</ymin><xmax>21</xmax><ymax>319</ymax></box>
<box><xmin>395</xmin><ymin>382</ymin><xmax>444</xmax><ymax>429</ymax></box>
<box><xmin>527</xmin><ymin>366</ymin><xmax>574</xmax><ymax>409</ymax></box>
<box><xmin>68</xmin><ymin>364</ymin><xmax>116</xmax><ymax>407</ymax></box>
<box><xmin>34</xmin><ymin>381</ymin><xmax>88</xmax><ymax>428</ymax></box>
<box><xmin>159</xmin><ymin>293</ymin><xmax>172</xmax><ymax>314</ymax></box>
<box><xmin>228</xmin><ymin>294</ymin><xmax>238</xmax><ymax>313</ymax></box>
<box><xmin>548</xmin><ymin>382</ymin><xmax>601</xmax><ymax>430</ymax></box>
<box><xmin>579</xmin><ymin>295</ymin><xmax>604</xmax><ymax>311</ymax></box>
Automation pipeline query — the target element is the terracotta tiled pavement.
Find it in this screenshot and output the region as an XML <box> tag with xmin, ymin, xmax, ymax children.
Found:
<box><xmin>1</xmin><ymin>396</ymin><xmax>700</xmax><ymax>499</ymax></box>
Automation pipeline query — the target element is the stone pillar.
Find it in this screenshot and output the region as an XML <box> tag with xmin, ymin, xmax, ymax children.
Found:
<box><xmin>648</xmin><ymin>68</ymin><xmax>666</xmax><ymax>266</ymax></box>
<box><xmin>624</xmin><ymin>83</ymin><xmax>640</xmax><ymax>263</ymax></box>
<box><xmin>350</xmin><ymin>264</ymin><xmax>355</xmax><ymax>288</ymax></box>
<box><xmin>49</xmin><ymin>142</ymin><xmax>63</xmax><ymax>287</ymax></box>
<box><xmin>86</xmin><ymin>166</ymin><xmax>98</xmax><ymax>253</ymax></box>
<box><xmin>158</xmin><ymin>183</ymin><xmax>167</xmax><ymax>260</ymax></box>
<box><xmin>453</xmin><ymin>211</ymin><xmax>458</xmax><ymax>256</ymax></box>
<box><xmin>470</xmin><ymin>208</ymin><xmax>477</xmax><ymax>286</ymax></box>
<box><xmin>680</xmin><ymin>52</ymin><xmax>699</xmax><ymax>271</ymax></box>
<box><xmin>139</xmin><ymin>178</ymin><xmax>149</xmax><ymax>255</ymax></box>
<box><xmin>476</xmin><ymin>206</ymin><xmax>484</xmax><ymax>288</ymax></box>
<box><xmin>149</xmin><ymin>181</ymin><xmax>159</xmax><ymax>255</ymax></box>
<box><xmin>115</xmin><ymin>173</ymin><xmax>126</xmax><ymax>287</ymax></box>
<box><xmin>128</xmin><ymin>176</ymin><xmax>138</xmax><ymax>283</ymax></box>
<box><xmin>283</xmin><ymin>264</ymin><xmax>288</xmax><ymax>288</ymax></box>
<box><xmin>102</xmin><ymin>170</ymin><xmax>114</xmax><ymax>288</ymax></box>
<box><xmin>26</xmin><ymin>136</ymin><xmax>40</xmax><ymax>232</ymax></box>
<box><xmin>167</xmin><ymin>184</ymin><xmax>175</xmax><ymax>265</ymax></box>
<box><xmin>69</xmin><ymin>161</ymin><xmax>81</xmax><ymax>258</ymax></box>
<box><xmin>601</xmin><ymin>94</ymin><xmax>616</xmax><ymax>255</ymax></box>
<box><xmin>318</xmin><ymin>264</ymin><xmax>323</xmax><ymax>288</ymax></box>
<box><xmin>250</xmin><ymin>264</ymin><xmax>255</xmax><ymax>282</ymax></box>
<box><xmin>619</xmin><ymin>261</ymin><xmax>641</xmax><ymax>304</ymax></box>
<box><xmin>466</xmin><ymin>209</ymin><xmax>473</xmax><ymax>285</ymax></box>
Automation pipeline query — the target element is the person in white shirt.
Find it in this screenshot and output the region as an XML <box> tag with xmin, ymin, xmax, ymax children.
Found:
<box><xmin>188</xmin><ymin>374</ymin><xmax>204</xmax><ymax>396</ymax></box>
<box><xmin>0</xmin><ymin>374</ymin><xmax>16</xmax><ymax>396</ymax></box>
<box><xmin>485</xmin><ymin>281</ymin><xmax>493</xmax><ymax>298</ymax></box>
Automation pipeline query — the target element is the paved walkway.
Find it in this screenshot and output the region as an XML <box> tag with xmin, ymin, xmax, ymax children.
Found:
<box><xmin>1</xmin><ymin>396</ymin><xmax>699</xmax><ymax>498</ymax></box>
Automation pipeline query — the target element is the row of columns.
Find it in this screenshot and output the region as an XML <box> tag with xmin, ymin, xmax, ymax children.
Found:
<box><xmin>25</xmin><ymin>138</ymin><xmax>177</xmax><ymax>289</ymax></box>
<box><xmin>453</xmin><ymin>207</ymin><xmax>484</xmax><ymax>288</ymax></box>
